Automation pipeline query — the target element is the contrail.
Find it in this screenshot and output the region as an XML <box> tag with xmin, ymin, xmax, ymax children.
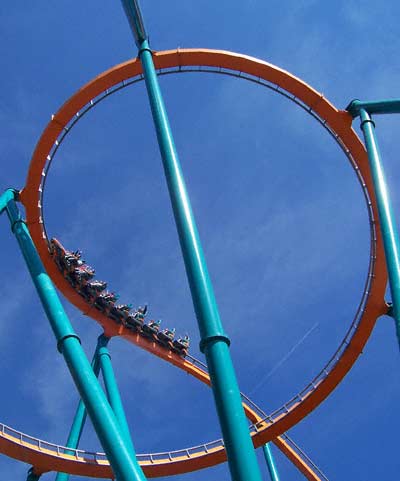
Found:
<box><xmin>250</xmin><ymin>321</ymin><xmax>320</xmax><ymax>395</ymax></box>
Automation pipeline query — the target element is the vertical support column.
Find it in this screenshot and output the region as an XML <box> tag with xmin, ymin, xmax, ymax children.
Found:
<box><xmin>1</xmin><ymin>190</ymin><xmax>146</xmax><ymax>481</ymax></box>
<box><xmin>262</xmin><ymin>443</ymin><xmax>280</xmax><ymax>481</ymax></box>
<box><xmin>55</xmin><ymin>340</ymin><xmax>102</xmax><ymax>481</ymax></box>
<box><xmin>97</xmin><ymin>334</ymin><xmax>136</xmax><ymax>455</ymax></box>
<box><xmin>0</xmin><ymin>188</ymin><xmax>16</xmax><ymax>214</ymax></box>
<box><xmin>26</xmin><ymin>467</ymin><xmax>41</xmax><ymax>481</ymax></box>
<box><xmin>358</xmin><ymin>110</ymin><xmax>400</xmax><ymax>348</ymax></box>
<box><xmin>119</xmin><ymin>3</ymin><xmax>262</xmax><ymax>480</ymax></box>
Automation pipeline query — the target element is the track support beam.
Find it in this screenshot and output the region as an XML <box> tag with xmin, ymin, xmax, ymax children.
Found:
<box><xmin>98</xmin><ymin>334</ymin><xmax>136</xmax><ymax>455</ymax></box>
<box><xmin>263</xmin><ymin>443</ymin><xmax>281</xmax><ymax>481</ymax></box>
<box><xmin>347</xmin><ymin>99</ymin><xmax>400</xmax><ymax>117</ymax></box>
<box><xmin>55</xmin><ymin>338</ymin><xmax>102</xmax><ymax>481</ymax></box>
<box><xmin>356</xmin><ymin>110</ymin><xmax>400</xmax><ymax>348</ymax></box>
<box><xmin>119</xmin><ymin>2</ymin><xmax>263</xmax><ymax>481</ymax></box>
<box><xmin>1</xmin><ymin>189</ymin><xmax>147</xmax><ymax>481</ymax></box>
<box><xmin>26</xmin><ymin>467</ymin><xmax>41</xmax><ymax>481</ymax></box>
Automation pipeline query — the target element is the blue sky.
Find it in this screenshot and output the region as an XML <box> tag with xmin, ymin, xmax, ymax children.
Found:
<box><xmin>1</xmin><ymin>1</ymin><xmax>400</xmax><ymax>480</ymax></box>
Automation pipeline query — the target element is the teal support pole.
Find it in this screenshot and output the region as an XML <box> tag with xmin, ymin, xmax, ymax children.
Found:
<box><xmin>347</xmin><ymin>99</ymin><xmax>400</xmax><ymax>117</ymax></box>
<box><xmin>1</xmin><ymin>190</ymin><xmax>146</xmax><ymax>481</ymax></box>
<box><xmin>97</xmin><ymin>334</ymin><xmax>136</xmax><ymax>455</ymax></box>
<box><xmin>119</xmin><ymin>3</ymin><xmax>262</xmax><ymax>481</ymax></box>
<box><xmin>55</xmin><ymin>340</ymin><xmax>102</xmax><ymax>481</ymax></box>
<box><xmin>0</xmin><ymin>188</ymin><xmax>17</xmax><ymax>214</ymax></box>
<box><xmin>262</xmin><ymin>444</ymin><xmax>280</xmax><ymax>481</ymax></box>
<box><xmin>26</xmin><ymin>467</ymin><xmax>41</xmax><ymax>481</ymax></box>
<box><xmin>357</xmin><ymin>111</ymin><xmax>400</xmax><ymax>348</ymax></box>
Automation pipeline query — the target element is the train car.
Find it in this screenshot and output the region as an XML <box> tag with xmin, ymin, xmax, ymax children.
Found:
<box><xmin>50</xmin><ymin>238</ymin><xmax>83</xmax><ymax>275</ymax></box>
<box><xmin>141</xmin><ymin>320</ymin><xmax>161</xmax><ymax>341</ymax></box>
<box><xmin>157</xmin><ymin>328</ymin><xmax>175</xmax><ymax>349</ymax></box>
<box><xmin>109</xmin><ymin>304</ymin><xmax>132</xmax><ymax>324</ymax></box>
<box><xmin>94</xmin><ymin>292</ymin><xmax>118</xmax><ymax>315</ymax></box>
<box><xmin>79</xmin><ymin>280</ymin><xmax>107</xmax><ymax>303</ymax></box>
<box><xmin>125</xmin><ymin>310</ymin><xmax>146</xmax><ymax>332</ymax></box>
<box><xmin>172</xmin><ymin>336</ymin><xmax>190</xmax><ymax>357</ymax></box>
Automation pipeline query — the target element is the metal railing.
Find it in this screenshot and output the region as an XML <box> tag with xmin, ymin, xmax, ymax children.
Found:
<box><xmin>16</xmin><ymin>60</ymin><xmax>380</xmax><ymax>479</ymax></box>
<box><xmin>0</xmin><ymin>423</ymin><xmax>108</xmax><ymax>463</ymax></box>
<box><xmin>0</xmin><ymin>418</ymin><xmax>329</xmax><ymax>480</ymax></box>
<box><xmin>37</xmin><ymin>65</ymin><xmax>376</xmax><ymax>442</ymax></box>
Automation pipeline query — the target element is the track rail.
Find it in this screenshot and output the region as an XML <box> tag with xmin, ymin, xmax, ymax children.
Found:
<box><xmin>0</xmin><ymin>361</ymin><xmax>329</xmax><ymax>480</ymax></box>
<box><xmin>13</xmin><ymin>49</ymin><xmax>388</xmax><ymax>478</ymax></box>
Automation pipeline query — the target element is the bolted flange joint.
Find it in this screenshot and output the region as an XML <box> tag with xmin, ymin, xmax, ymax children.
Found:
<box><xmin>199</xmin><ymin>334</ymin><xmax>231</xmax><ymax>353</ymax></box>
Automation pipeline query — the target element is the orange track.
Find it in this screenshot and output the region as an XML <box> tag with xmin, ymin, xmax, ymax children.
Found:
<box><xmin>0</xmin><ymin>366</ymin><xmax>325</xmax><ymax>479</ymax></box>
<box><xmin>14</xmin><ymin>49</ymin><xmax>387</xmax><ymax>478</ymax></box>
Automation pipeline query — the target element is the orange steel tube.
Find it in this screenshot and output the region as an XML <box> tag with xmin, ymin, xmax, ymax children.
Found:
<box><xmin>15</xmin><ymin>49</ymin><xmax>388</xmax><ymax>479</ymax></box>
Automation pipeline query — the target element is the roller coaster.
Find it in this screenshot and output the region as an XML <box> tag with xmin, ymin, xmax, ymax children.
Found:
<box><xmin>1</xmin><ymin>2</ymin><xmax>400</xmax><ymax>481</ymax></box>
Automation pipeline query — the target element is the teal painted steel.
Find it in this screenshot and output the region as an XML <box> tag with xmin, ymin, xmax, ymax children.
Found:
<box><xmin>0</xmin><ymin>188</ymin><xmax>17</xmax><ymax>214</ymax></box>
<box><xmin>138</xmin><ymin>40</ymin><xmax>228</xmax><ymax>343</ymax></box>
<box><xmin>26</xmin><ymin>467</ymin><xmax>41</xmax><ymax>481</ymax></box>
<box><xmin>120</xmin><ymin>0</ymin><xmax>147</xmax><ymax>46</ymax></box>
<box><xmin>358</xmin><ymin>111</ymin><xmax>400</xmax><ymax>347</ymax></box>
<box><xmin>2</xmin><ymin>191</ymin><xmax>147</xmax><ymax>481</ymax></box>
<box><xmin>55</xmin><ymin>341</ymin><xmax>102</xmax><ymax>481</ymax></box>
<box><xmin>262</xmin><ymin>444</ymin><xmax>280</xmax><ymax>481</ymax></box>
<box><xmin>347</xmin><ymin>99</ymin><xmax>400</xmax><ymax>117</ymax></box>
<box><xmin>54</xmin><ymin>401</ymin><xmax>87</xmax><ymax>481</ymax></box>
<box><xmin>204</xmin><ymin>340</ymin><xmax>263</xmax><ymax>480</ymax></box>
<box><xmin>120</xmin><ymin>3</ymin><xmax>263</xmax><ymax>480</ymax></box>
<box><xmin>97</xmin><ymin>334</ymin><xmax>136</xmax><ymax>455</ymax></box>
